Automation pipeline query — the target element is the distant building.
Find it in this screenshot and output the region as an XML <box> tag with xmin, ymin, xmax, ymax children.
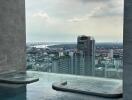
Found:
<box><xmin>108</xmin><ymin>49</ymin><xmax>114</xmax><ymax>58</ymax></box>
<box><xmin>73</xmin><ymin>51</ymin><xmax>85</xmax><ymax>75</ymax></box>
<box><xmin>59</xmin><ymin>52</ymin><xmax>64</xmax><ymax>57</ymax></box>
<box><xmin>69</xmin><ymin>51</ymin><xmax>74</xmax><ymax>74</ymax></box>
<box><xmin>58</xmin><ymin>55</ymin><xmax>71</xmax><ymax>74</ymax></box>
<box><xmin>52</xmin><ymin>59</ymin><xmax>59</xmax><ymax>73</ymax></box>
<box><xmin>52</xmin><ymin>52</ymin><xmax>72</xmax><ymax>74</ymax></box>
<box><xmin>77</xmin><ymin>35</ymin><xmax>95</xmax><ymax>76</ymax></box>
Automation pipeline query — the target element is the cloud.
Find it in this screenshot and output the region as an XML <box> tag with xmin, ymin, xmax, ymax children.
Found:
<box><xmin>76</xmin><ymin>0</ymin><xmax>107</xmax><ymax>3</ymax></box>
<box><xmin>68</xmin><ymin>0</ymin><xmax>123</xmax><ymax>22</ymax></box>
<box><xmin>87</xmin><ymin>0</ymin><xmax>123</xmax><ymax>17</ymax></box>
<box><xmin>68</xmin><ymin>17</ymin><xmax>87</xmax><ymax>22</ymax></box>
<box><xmin>32</xmin><ymin>11</ymin><xmax>50</xmax><ymax>21</ymax></box>
<box><xmin>30</xmin><ymin>11</ymin><xmax>58</xmax><ymax>25</ymax></box>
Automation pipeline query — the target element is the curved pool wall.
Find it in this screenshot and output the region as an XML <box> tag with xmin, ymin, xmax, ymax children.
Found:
<box><xmin>0</xmin><ymin>71</ymin><xmax>39</xmax><ymax>84</ymax></box>
<box><xmin>52</xmin><ymin>81</ymin><xmax>122</xmax><ymax>98</ymax></box>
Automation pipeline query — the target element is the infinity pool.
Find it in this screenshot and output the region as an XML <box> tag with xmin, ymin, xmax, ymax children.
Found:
<box><xmin>0</xmin><ymin>71</ymin><xmax>122</xmax><ymax>100</ymax></box>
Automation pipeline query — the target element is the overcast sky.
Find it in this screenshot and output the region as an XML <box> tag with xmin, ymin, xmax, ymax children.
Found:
<box><xmin>26</xmin><ymin>0</ymin><xmax>123</xmax><ymax>42</ymax></box>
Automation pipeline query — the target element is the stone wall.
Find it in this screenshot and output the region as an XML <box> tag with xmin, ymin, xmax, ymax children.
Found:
<box><xmin>0</xmin><ymin>0</ymin><xmax>26</xmax><ymax>72</ymax></box>
<box><xmin>124</xmin><ymin>0</ymin><xmax>132</xmax><ymax>100</ymax></box>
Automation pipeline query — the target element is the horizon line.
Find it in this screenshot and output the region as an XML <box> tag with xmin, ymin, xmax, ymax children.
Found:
<box><xmin>26</xmin><ymin>41</ymin><xmax>123</xmax><ymax>43</ymax></box>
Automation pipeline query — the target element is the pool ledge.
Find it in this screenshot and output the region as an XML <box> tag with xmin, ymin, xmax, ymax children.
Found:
<box><xmin>0</xmin><ymin>71</ymin><xmax>39</xmax><ymax>84</ymax></box>
<box><xmin>52</xmin><ymin>81</ymin><xmax>122</xmax><ymax>98</ymax></box>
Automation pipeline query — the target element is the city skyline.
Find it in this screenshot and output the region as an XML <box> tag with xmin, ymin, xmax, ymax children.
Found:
<box><xmin>26</xmin><ymin>0</ymin><xmax>123</xmax><ymax>42</ymax></box>
<box><xmin>27</xmin><ymin>35</ymin><xmax>123</xmax><ymax>78</ymax></box>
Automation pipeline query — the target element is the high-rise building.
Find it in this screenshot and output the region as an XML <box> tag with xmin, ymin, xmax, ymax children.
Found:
<box><xmin>58</xmin><ymin>54</ymin><xmax>72</xmax><ymax>74</ymax></box>
<box><xmin>73</xmin><ymin>51</ymin><xmax>85</xmax><ymax>75</ymax></box>
<box><xmin>77</xmin><ymin>35</ymin><xmax>95</xmax><ymax>76</ymax></box>
<box><xmin>69</xmin><ymin>51</ymin><xmax>74</xmax><ymax>74</ymax></box>
<box><xmin>52</xmin><ymin>52</ymin><xmax>72</xmax><ymax>74</ymax></box>
<box><xmin>52</xmin><ymin>59</ymin><xmax>59</xmax><ymax>73</ymax></box>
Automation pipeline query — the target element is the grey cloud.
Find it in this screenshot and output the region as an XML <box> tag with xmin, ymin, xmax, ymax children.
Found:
<box><xmin>78</xmin><ymin>0</ymin><xmax>108</xmax><ymax>3</ymax></box>
<box><xmin>72</xmin><ymin>0</ymin><xmax>109</xmax><ymax>4</ymax></box>
<box><xmin>89</xmin><ymin>0</ymin><xmax>123</xmax><ymax>17</ymax></box>
<box><xmin>64</xmin><ymin>0</ymin><xmax>123</xmax><ymax>18</ymax></box>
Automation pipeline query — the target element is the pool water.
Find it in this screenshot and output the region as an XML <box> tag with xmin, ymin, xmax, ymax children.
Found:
<box><xmin>0</xmin><ymin>71</ymin><xmax>123</xmax><ymax>100</ymax></box>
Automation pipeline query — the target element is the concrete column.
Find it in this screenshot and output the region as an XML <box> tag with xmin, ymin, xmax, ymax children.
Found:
<box><xmin>0</xmin><ymin>0</ymin><xmax>26</xmax><ymax>72</ymax></box>
<box><xmin>124</xmin><ymin>0</ymin><xmax>132</xmax><ymax>100</ymax></box>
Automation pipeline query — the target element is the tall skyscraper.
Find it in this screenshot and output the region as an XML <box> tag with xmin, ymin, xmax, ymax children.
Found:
<box><xmin>77</xmin><ymin>35</ymin><xmax>95</xmax><ymax>76</ymax></box>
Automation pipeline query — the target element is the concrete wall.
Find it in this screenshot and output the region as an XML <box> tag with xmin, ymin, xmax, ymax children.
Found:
<box><xmin>0</xmin><ymin>0</ymin><xmax>26</xmax><ymax>72</ymax></box>
<box><xmin>124</xmin><ymin>0</ymin><xmax>132</xmax><ymax>100</ymax></box>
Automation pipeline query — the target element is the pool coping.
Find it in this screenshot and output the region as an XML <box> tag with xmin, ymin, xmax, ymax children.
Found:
<box><xmin>52</xmin><ymin>81</ymin><xmax>123</xmax><ymax>98</ymax></box>
<box><xmin>0</xmin><ymin>71</ymin><xmax>39</xmax><ymax>84</ymax></box>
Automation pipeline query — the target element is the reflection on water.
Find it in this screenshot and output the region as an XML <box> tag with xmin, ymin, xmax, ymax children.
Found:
<box><xmin>0</xmin><ymin>84</ymin><xmax>26</xmax><ymax>100</ymax></box>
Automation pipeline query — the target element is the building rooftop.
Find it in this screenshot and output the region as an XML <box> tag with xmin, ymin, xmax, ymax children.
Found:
<box><xmin>0</xmin><ymin>71</ymin><xmax>122</xmax><ymax>100</ymax></box>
